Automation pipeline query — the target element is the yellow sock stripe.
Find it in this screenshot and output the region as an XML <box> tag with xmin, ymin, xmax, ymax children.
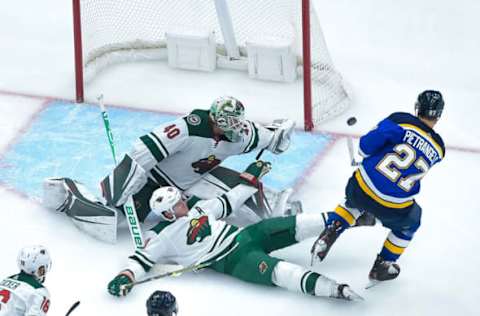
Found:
<box><xmin>384</xmin><ymin>239</ymin><xmax>405</xmax><ymax>255</ymax></box>
<box><xmin>334</xmin><ymin>205</ymin><xmax>356</xmax><ymax>226</ymax></box>
<box><xmin>355</xmin><ymin>171</ymin><xmax>413</xmax><ymax>209</ymax></box>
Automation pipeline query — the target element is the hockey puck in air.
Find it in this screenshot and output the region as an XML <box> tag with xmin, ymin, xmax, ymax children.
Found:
<box><xmin>347</xmin><ymin>117</ymin><xmax>357</xmax><ymax>126</ymax></box>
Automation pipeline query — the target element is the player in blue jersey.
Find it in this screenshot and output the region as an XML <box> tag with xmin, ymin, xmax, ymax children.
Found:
<box><xmin>311</xmin><ymin>90</ymin><xmax>445</xmax><ymax>284</ymax></box>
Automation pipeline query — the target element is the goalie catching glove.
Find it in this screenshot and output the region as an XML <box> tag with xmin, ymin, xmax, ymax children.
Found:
<box><xmin>240</xmin><ymin>160</ymin><xmax>272</xmax><ymax>187</ymax></box>
<box><xmin>266</xmin><ymin>119</ymin><xmax>295</xmax><ymax>154</ymax></box>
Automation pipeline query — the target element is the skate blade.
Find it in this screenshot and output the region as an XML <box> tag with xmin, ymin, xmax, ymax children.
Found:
<box><xmin>343</xmin><ymin>287</ymin><xmax>365</xmax><ymax>301</ymax></box>
<box><xmin>365</xmin><ymin>279</ymin><xmax>380</xmax><ymax>289</ymax></box>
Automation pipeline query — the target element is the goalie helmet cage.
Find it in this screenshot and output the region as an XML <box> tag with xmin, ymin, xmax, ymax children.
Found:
<box><xmin>72</xmin><ymin>0</ymin><xmax>350</xmax><ymax>131</ymax></box>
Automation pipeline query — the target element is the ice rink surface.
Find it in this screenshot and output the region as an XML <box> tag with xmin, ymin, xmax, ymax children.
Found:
<box><xmin>0</xmin><ymin>1</ymin><xmax>479</xmax><ymax>315</ymax></box>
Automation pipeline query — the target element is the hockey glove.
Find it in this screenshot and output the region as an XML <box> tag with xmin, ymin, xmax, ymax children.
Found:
<box><xmin>266</xmin><ymin>119</ymin><xmax>295</xmax><ymax>154</ymax></box>
<box><xmin>240</xmin><ymin>160</ymin><xmax>272</xmax><ymax>187</ymax></box>
<box><xmin>108</xmin><ymin>272</ymin><xmax>134</xmax><ymax>297</ymax></box>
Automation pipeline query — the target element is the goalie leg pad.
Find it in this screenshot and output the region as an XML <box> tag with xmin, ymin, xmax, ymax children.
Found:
<box><xmin>42</xmin><ymin>177</ymin><xmax>69</xmax><ymax>211</ymax></box>
<box><xmin>101</xmin><ymin>154</ymin><xmax>148</xmax><ymax>207</ymax></box>
<box><xmin>45</xmin><ymin>178</ymin><xmax>118</xmax><ymax>243</ymax></box>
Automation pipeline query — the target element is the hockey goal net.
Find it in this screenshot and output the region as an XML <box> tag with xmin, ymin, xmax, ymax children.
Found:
<box><xmin>73</xmin><ymin>0</ymin><xmax>350</xmax><ymax>130</ymax></box>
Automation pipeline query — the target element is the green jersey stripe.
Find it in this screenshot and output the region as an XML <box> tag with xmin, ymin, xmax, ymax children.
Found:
<box><xmin>220</xmin><ymin>194</ymin><xmax>233</xmax><ymax>216</ymax></box>
<box><xmin>129</xmin><ymin>255</ymin><xmax>152</xmax><ymax>272</ymax></box>
<box><xmin>150</xmin><ymin>132</ymin><xmax>170</xmax><ymax>157</ymax></box>
<box><xmin>140</xmin><ymin>135</ymin><xmax>165</xmax><ymax>162</ymax></box>
<box><xmin>135</xmin><ymin>250</ymin><xmax>155</xmax><ymax>266</ymax></box>
<box><xmin>208</xmin><ymin>224</ymin><xmax>229</xmax><ymax>254</ymax></box>
<box><xmin>244</xmin><ymin>121</ymin><xmax>260</xmax><ymax>153</ymax></box>
<box><xmin>216</xmin><ymin>196</ymin><xmax>227</xmax><ymax>219</ymax></box>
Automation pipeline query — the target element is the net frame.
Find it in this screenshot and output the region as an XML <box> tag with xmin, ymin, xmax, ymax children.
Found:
<box><xmin>72</xmin><ymin>0</ymin><xmax>350</xmax><ymax>130</ymax></box>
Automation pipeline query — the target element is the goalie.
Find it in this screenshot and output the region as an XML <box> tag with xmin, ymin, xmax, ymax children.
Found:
<box><xmin>43</xmin><ymin>96</ymin><xmax>298</xmax><ymax>243</ymax></box>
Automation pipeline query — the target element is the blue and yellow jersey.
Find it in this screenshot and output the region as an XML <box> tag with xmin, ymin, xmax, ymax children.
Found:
<box><xmin>356</xmin><ymin>112</ymin><xmax>445</xmax><ymax>209</ymax></box>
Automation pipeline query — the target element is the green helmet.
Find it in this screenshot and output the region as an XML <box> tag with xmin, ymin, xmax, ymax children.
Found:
<box><xmin>210</xmin><ymin>96</ymin><xmax>246</xmax><ymax>142</ymax></box>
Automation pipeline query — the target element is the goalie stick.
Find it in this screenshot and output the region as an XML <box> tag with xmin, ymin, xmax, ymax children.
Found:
<box><xmin>98</xmin><ymin>95</ymin><xmax>145</xmax><ymax>249</ymax></box>
<box><xmin>346</xmin><ymin>117</ymin><xmax>361</xmax><ymax>166</ymax></box>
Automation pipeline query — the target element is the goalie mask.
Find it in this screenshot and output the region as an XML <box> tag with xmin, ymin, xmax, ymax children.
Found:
<box><xmin>149</xmin><ymin>187</ymin><xmax>182</xmax><ymax>222</ymax></box>
<box><xmin>210</xmin><ymin>96</ymin><xmax>246</xmax><ymax>142</ymax></box>
<box><xmin>17</xmin><ymin>245</ymin><xmax>52</xmax><ymax>283</ymax></box>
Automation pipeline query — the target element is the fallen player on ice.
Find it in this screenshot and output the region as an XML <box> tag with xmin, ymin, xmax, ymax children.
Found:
<box><xmin>107</xmin><ymin>161</ymin><xmax>363</xmax><ymax>301</ymax></box>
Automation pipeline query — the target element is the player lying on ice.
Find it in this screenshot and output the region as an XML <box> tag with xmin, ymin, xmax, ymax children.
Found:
<box><xmin>107</xmin><ymin>161</ymin><xmax>363</xmax><ymax>301</ymax></box>
<box><xmin>42</xmin><ymin>96</ymin><xmax>300</xmax><ymax>243</ymax></box>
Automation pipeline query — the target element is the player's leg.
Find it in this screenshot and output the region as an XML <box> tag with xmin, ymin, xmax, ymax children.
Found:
<box><xmin>100</xmin><ymin>153</ymin><xmax>149</xmax><ymax>210</ymax></box>
<box><xmin>241</xmin><ymin>213</ymin><xmax>327</xmax><ymax>253</ymax></box>
<box><xmin>210</xmin><ymin>246</ymin><xmax>359</xmax><ymax>300</ymax></box>
<box><xmin>312</xmin><ymin>176</ymin><xmax>377</xmax><ymax>262</ymax></box>
<box><xmin>369</xmin><ymin>202</ymin><xmax>422</xmax><ymax>282</ymax></box>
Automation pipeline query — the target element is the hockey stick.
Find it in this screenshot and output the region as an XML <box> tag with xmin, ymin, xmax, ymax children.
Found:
<box><xmin>122</xmin><ymin>243</ymin><xmax>239</xmax><ymax>290</ymax></box>
<box><xmin>346</xmin><ymin>117</ymin><xmax>361</xmax><ymax>166</ymax></box>
<box><xmin>98</xmin><ymin>95</ymin><xmax>145</xmax><ymax>249</ymax></box>
<box><xmin>128</xmin><ymin>262</ymin><xmax>211</xmax><ymax>288</ymax></box>
<box><xmin>65</xmin><ymin>301</ymin><xmax>80</xmax><ymax>316</ymax></box>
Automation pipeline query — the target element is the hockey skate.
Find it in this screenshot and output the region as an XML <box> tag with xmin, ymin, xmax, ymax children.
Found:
<box><xmin>333</xmin><ymin>284</ymin><xmax>364</xmax><ymax>301</ymax></box>
<box><xmin>311</xmin><ymin>220</ymin><xmax>343</xmax><ymax>263</ymax></box>
<box><xmin>366</xmin><ymin>254</ymin><xmax>400</xmax><ymax>289</ymax></box>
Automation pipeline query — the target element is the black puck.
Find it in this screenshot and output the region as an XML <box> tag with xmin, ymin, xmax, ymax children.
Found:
<box><xmin>347</xmin><ymin>117</ymin><xmax>357</xmax><ymax>126</ymax></box>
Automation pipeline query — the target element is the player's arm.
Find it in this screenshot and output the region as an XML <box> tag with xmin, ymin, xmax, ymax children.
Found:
<box><xmin>131</xmin><ymin>118</ymin><xmax>190</xmax><ymax>171</ymax></box>
<box><xmin>25</xmin><ymin>288</ymin><xmax>50</xmax><ymax>316</ymax></box>
<box><xmin>108</xmin><ymin>233</ymin><xmax>172</xmax><ymax>297</ymax></box>
<box><xmin>242</xmin><ymin>119</ymin><xmax>295</xmax><ymax>154</ymax></box>
<box><xmin>358</xmin><ymin>118</ymin><xmax>405</xmax><ymax>158</ymax></box>
<box><xmin>191</xmin><ymin>161</ymin><xmax>271</xmax><ymax>220</ymax></box>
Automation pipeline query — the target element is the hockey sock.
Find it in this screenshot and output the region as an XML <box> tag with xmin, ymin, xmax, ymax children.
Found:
<box><xmin>272</xmin><ymin>261</ymin><xmax>338</xmax><ymax>297</ymax></box>
<box><xmin>294</xmin><ymin>213</ymin><xmax>327</xmax><ymax>241</ymax></box>
<box><xmin>326</xmin><ymin>203</ymin><xmax>362</xmax><ymax>234</ymax></box>
<box><xmin>379</xmin><ymin>231</ymin><xmax>412</xmax><ymax>261</ymax></box>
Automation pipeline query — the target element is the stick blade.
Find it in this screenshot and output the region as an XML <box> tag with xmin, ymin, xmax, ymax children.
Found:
<box><xmin>66</xmin><ymin>301</ymin><xmax>80</xmax><ymax>316</ymax></box>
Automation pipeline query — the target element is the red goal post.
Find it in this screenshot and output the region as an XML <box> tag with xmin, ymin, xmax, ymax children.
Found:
<box><xmin>72</xmin><ymin>0</ymin><xmax>350</xmax><ymax>130</ymax></box>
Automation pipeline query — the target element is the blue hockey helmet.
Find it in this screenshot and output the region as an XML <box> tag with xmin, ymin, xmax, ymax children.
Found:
<box><xmin>146</xmin><ymin>291</ymin><xmax>178</xmax><ymax>316</ymax></box>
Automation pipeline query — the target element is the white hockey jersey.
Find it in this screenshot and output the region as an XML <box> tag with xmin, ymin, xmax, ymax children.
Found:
<box><xmin>130</xmin><ymin>109</ymin><xmax>274</xmax><ymax>190</ymax></box>
<box><xmin>0</xmin><ymin>273</ymin><xmax>50</xmax><ymax>316</ymax></box>
<box><xmin>125</xmin><ymin>184</ymin><xmax>258</xmax><ymax>279</ymax></box>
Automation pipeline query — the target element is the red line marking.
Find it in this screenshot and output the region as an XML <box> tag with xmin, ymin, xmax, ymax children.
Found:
<box><xmin>292</xmin><ymin>134</ymin><xmax>341</xmax><ymax>193</ymax></box>
<box><xmin>0</xmin><ymin>89</ymin><xmax>478</xmax><ymax>154</ymax></box>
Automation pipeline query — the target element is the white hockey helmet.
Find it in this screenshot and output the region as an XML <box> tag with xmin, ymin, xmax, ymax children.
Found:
<box><xmin>149</xmin><ymin>187</ymin><xmax>182</xmax><ymax>222</ymax></box>
<box><xmin>209</xmin><ymin>96</ymin><xmax>246</xmax><ymax>142</ymax></box>
<box><xmin>17</xmin><ymin>245</ymin><xmax>52</xmax><ymax>283</ymax></box>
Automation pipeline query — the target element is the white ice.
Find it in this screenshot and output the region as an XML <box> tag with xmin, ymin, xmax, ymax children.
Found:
<box><xmin>0</xmin><ymin>1</ymin><xmax>479</xmax><ymax>315</ymax></box>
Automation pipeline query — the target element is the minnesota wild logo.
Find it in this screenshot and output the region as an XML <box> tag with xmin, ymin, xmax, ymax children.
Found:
<box><xmin>186</xmin><ymin>215</ymin><xmax>212</xmax><ymax>245</ymax></box>
<box><xmin>191</xmin><ymin>155</ymin><xmax>221</xmax><ymax>174</ymax></box>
